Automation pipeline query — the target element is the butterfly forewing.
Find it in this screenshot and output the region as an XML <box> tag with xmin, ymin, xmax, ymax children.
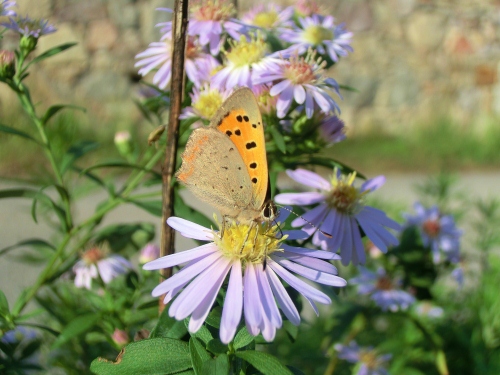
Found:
<box><xmin>210</xmin><ymin>88</ymin><xmax>268</xmax><ymax>212</ymax></box>
<box><xmin>176</xmin><ymin>128</ymin><xmax>253</xmax><ymax>218</ymax></box>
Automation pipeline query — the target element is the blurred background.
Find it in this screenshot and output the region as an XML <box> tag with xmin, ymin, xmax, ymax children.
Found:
<box><xmin>0</xmin><ymin>0</ymin><xmax>499</xmax><ymax>176</ymax></box>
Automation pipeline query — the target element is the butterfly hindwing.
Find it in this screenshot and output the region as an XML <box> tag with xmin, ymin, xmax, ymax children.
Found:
<box><xmin>210</xmin><ymin>87</ymin><xmax>268</xmax><ymax>212</ymax></box>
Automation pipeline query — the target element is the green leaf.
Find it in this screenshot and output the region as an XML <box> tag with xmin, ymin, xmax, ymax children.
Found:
<box><xmin>0</xmin><ymin>290</ymin><xmax>9</xmax><ymax>316</ymax></box>
<box><xmin>95</xmin><ymin>223</ymin><xmax>155</xmax><ymax>252</ymax></box>
<box><xmin>187</xmin><ymin>320</ymin><xmax>213</xmax><ymax>345</ymax></box>
<box><xmin>205</xmin><ymin>307</ymin><xmax>222</xmax><ymax>329</ymax></box>
<box><xmin>91</xmin><ymin>338</ymin><xmax>191</xmax><ymax>375</ymax></box>
<box><xmin>82</xmin><ymin>161</ymin><xmax>162</xmax><ymax>178</ymax></box>
<box><xmin>129</xmin><ymin>200</ymin><xmax>163</xmax><ymax>217</ymax></box>
<box><xmin>338</xmin><ymin>84</ymin><xmax>359</xmax><ymax>92</ymax></box>
<box><xmin>190</xmin><ymin>337</ymin><xmax>212</xmax><ymax>375</ymax></box>
<box><xmin>174</xmin><ymin>190</ymin><xmax>215</xmax><ymax>229</ymax></box>
<box><xmin>270</xmin><ymin>126</ymin><xmax>287</xmax><ymax>154</ymax></box>
<box><xmin>60</xmin><ymin>140</ymin><xmax>99</xmax><ymax>175</ymax></box>
<box><xmin>206</xmin><ymin>339</ymin><xmax>228</xmax><ymax>355</ymax></box>
<box><xmin>306</xmin><ymin>156</ymin><xmax>365</xmax><ymax>179</ymax></box>
<box><xmin>41</xmin><ymin>104</ymin><xmax>86</xmax><ymax>125</ymax></box>
<box><xmin>0</xmin><ymin>238</ymin><xmax>55</xmax><ymax>257</ymax></box>
<box><xmin>0</xmin><ymin>123</ymin><xmax>39</xmax><ymax>143</ymax></box>
<box><xmin>287</xmin><ymin>366</ymin><xmax>305</xmax><ymax>375</ymax></box>
<box><xmin>28</xmin><ymin>42</ymin><xmax>77</xmax><ymax>66</ymax></box>
<box><xmin>149</xmin><ymin>307</ymin><xmax>188</xmax><ymax>340</ymax></box>
<box><xmin>235</xmin><ymin>351</ymin><xmax>293</xmax><ymax>375</ymax></box>
<box><xmin>201</xmin><ymin>353</ymin><xmax>230</xmax><ymax>375</ymax></box>
<box><xmin>233</xmin><ymin>327</ymin><xmax>255</xmax><ymax>350</ymax></box>
<box><xmin>51</xmin><ymin>313</ymin><xmax>101</xmax><ymax>349</ymax></box>
<box><xmin>17</xmin><ymin>322</ymin><xmax>59</xmax><ymax>337</ymax></box>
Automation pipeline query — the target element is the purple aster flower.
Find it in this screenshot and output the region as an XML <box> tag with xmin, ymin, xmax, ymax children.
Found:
<box><xmin>2</xmin><ymin>16</ymin><xmax>56</xmax><ymax>38</ymax></box>
<box><xmin>1</xmin><ymin>327</ymin><xmax>36</xmax><ymax>344</ymax></box>
<box><xmin>135</xmin><ymin>35</ymin><xmax>219</xmax><ymax>89</ymax></box>
<box><xmin>180</xmin><ymin>83</ymin><xmax>233</xmax><ymax>122</ymax></box>
<box><xmin>158</xmin><ymin>1</ymin><xmax>246</xmax><ymax>56</ymax></box>
<box><xmin>281</xmin><ymin>14</ymin><xmax>353</xmax><ymax>63</ymax></box>
<box><xmin>414</xmin><ymin>301</ymin><xmax>444</xmax><ymax>319</ymax></box>
<box><xmin>275</xmin><ymin>168</ymin><xmax>400</xmax><ymax>265</ymax></box>
<box><xmin>451</xmin><ymin>266</ymin><xmax>464</xmax><ymax>288</ymax></box>
<box><xmin>241</xmin><ymin>4</ymin><xmax>294</xmax><ymax>30</ymax></box>
<box><xmin>139</xmin><ymin>243</ymin><xmax>160</xmax><ymax>264</ymax></box>
<box><xmin>255</xmin><ymin>51</ymin><xmax>341</xmax><ymax>118</ymax></box>
<box><xmin>73</xmin><ymin>246</ymin><xmax>132</xmax><ymax>290</ymax></box>
<box><xmin>350</xmin><ymin>267</ymin><xmax>415</xmax><ymax>312</ymax></box>
<box><xmin>318</xmin><ymin>114</ymin><xmax>346</xmax><ymax>145</ymax></box>
<box><xmin>0</xmin><ymin>0</ymin><xmax>16</xmax><ymax>17</ymax></box>
<box><xmin>211</xmin><ymin>32</ymin><xmax>282</xmax><ymax>90</ymax></box>
<box><xmin>403</xmin><ymin>202</ymin><xmax>462</xmax><ymax>264</ymax></box>
<box><xmin>143</xmin><ymin>212</ymin><xmax>346</xmax><ymax>344</ymax></box>
<box><xmin>335</xmin><ymin>341</ymin><xmax>392</xmax><ymax>375</ymax></box>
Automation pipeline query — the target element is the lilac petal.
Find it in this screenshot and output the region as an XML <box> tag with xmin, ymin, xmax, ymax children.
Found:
<box><xmin>276</xmin><ymin>86</ymin><xmax>294</xmax><ymax>118</ymax></box>
<box><xmin>360</xmin><ymin>175</ymin><xmax>386</xmax><ymax>192</ymax></box>
<box><xmin>358</xmin><ymin>206</ymin><xmax>401</xmax><ymax>231</ymax></box>
<box><xmin>280</xmin><ymin>252</ymin><xmax>338</xmax><ymax>274</ymax></box>
<box><xmin>189</xmin><ymin>259</ymin><xmax>231</xmax><ymax>332</ymax></box>
<box><xmin>167</xmin><ymin>217</ymin><xmax>213</xmax><ymax>240</ymax></box>
<box><xmin>220</xmin><ymin>261</ymin><xmax>243</xmax><ymax>344</ymax></box>
<box><xmin>256</xmin><ymin>264</ymin><xmax>282</xmax><ymax>327</ymax></box>
<box><xmin>351</xmin><ymin>221</ymin><xmax>366</xmax><ymax>265</ymax></box>
<box><xmin>267</xmin><ymin>260</ymin><xmax>331</xmax><ymax>304</ymax></box>
<box><xmin>244</xmin><ymin>263</ymin><xmax>262</xmax><ymax>336</ymax></box>
<box><xmin>272</xmin><ymin>257</ymin><xmax>346</xmax><ymax>287</ymax></box>
<box><xmin>356</xmin><ymin>216</ymin><xmax>389</xmax><ymax>253</ymax></box>
<box><xmin>275</xmin><ymin>206</ymin><xmax>291</xmax><ymax>223</ymax></box>
<box><xmin>286</xmin><ymin>169</ymin><xmax>331</xmax><ymax>190</ymax></box>
<box><xmin>305</xmin><ymin>91</ymin><xmax>314</xmax><ymax>118</ymax></box>
<box><xmin>144</xmin><ymin>243</ymin><xmax>218</xmax><ymax>270</ymax></box>
<box><xmin>322</xmin><ymin>210</ymin><xmax>342</xmax><ymax>252</ymax></box>
<box><xmin>283</xmin><ymin>230</ymin><xmax>309</xmax><ymax>240</ymax></box>
<box><xmin>163</xmin><ymin>281</ymin><xmax>188</xmax><ymax>305</ymax></box>
<box><xmin>270</xmin><ymin>79</ymin><xmax>292</xmax><ymax>96</ymax></box>
<box><xmin>170</xmin><ymin>256</ymin><xmax>231</xmax><ymax>320</ymax></box>
<box><xmin>151</xmin><ymin>251</ymin><xmax>221</xmax><ymax>297</ymax></box>
<box><xmin>294</xmin><ymin>85</ymin><xmax>306</xmax><ymax>104</ymax></box>
<box><xmin>291</xmin><ymin>203</ymin><xmax>329</xmax><ymax>227</ymax></box>
<box><xmin>266</xmin><ymin>267</ymin><xmax>300</xmax><ymax>325</ymax></box>
<box><xmin>339</xmin><ymin>217</ymin><xmax>354</xmax><ymax>266</ymax></box>
<box><xmin>275</xmin><ymin>192</ymin><xmax>325</xmax><ymax>206</ymax></box>
<box><xmin>304</xmin><ymin>296</ymin><xmax>319</xmax><ymax>316</ymax></box>
<box><xmin>282</xmin><ymin>245</ymin><xmax>341</xmax><ymax>260</ymax></box>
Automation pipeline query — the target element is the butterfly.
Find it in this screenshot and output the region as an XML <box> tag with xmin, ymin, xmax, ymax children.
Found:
<box><xmin>176</xmin><ymin>87</ymin><xmax>276</xmax><ymax>225</ymax></box>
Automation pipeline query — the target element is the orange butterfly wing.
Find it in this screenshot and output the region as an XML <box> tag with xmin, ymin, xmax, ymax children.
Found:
<box><xmin>209</xmin><ymin>87</ymin><xmax>268</xmax><ymax>211</ymax></box>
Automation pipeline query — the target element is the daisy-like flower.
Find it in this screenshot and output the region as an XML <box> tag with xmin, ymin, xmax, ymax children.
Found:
<box><xmin>241</xmin><ymin>4</ymin><xmax>294</xmax><ymax>30</ymax></box>
<box><xmin>180</xmin><ymin>83</ymin><xmax>233</xmax><ymax>122</ymax></box>
<box><xmin>143</xmin><ymin>212</ymin><xmax>346</xmax><ymax>344</ymax></box>
<box><xmin>135</xmin><ymin>35</ymin><xmax>219</xmax><ymax>90</ymax></box>
<box><xmin>334</xmin><ymin>341</ymin><xmax>392</xmax><ymax>375</ymax></box>
<box><xmin>350</xmin><ymin>267</ymin><xmax>415</xmax><ymax>312</ymax></box>
<box><xmin>281</xmin><ymin>14</ymin><xmax>353</xmax><ymax>63</ymax></box>
<box><xmin>0</xmin><ymin>0</ymin><xmax>16</xmax><ymax>17</ymax></box>
<box><xmin>73</xmin><ymin>246</ymin><xmax>132</xmax><ymax>290</ymax></box>
<box><xmin>403</xmin><ymin>202</ymin><xmax>462</xmax><ymax>264</ymax></box>
<box><xmin>318</xmin><ymin>114</ymin><xmax>345</xmax><ymax>146</ymax></box>
<box><xmin>2</xmin><ymin>16</ymin><xmax>56</xmax><ymax>38</ymax></box>
<box><xmin>275</xmin><ymin>168</ymin><xmax>400</xmax><ymax>265</ymax></box>
<box><xmin>255</xmin><ymin>51</ymin><xmax>341</xmax><ymax>118</ymax></box>
<box><xmin>212</xmin><ymin>32</ymin><xmax>282</xmax><ymax>90</ymax></box>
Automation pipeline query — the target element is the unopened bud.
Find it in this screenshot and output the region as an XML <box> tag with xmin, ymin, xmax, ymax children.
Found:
<box><xmin>139</xmin><ymin>243</ymin><xmax>160</xmax><ymax>264</ymax></box>
<box><xmin>0</xmin><ymin>50</ymin><xmax>16</xmax><ymax>79</ymax></box>
<box><xmin>20</xmin><ymin>35</ymin><xmax>37</xmax><ymax>55</ymax></box>
<box><xmin>112</xmin><ymin>329</ymin><xmax>129</xmax><ymax>347</ymax></box>
<box><xmin>114</xmin><ymin>130</ymin><xmax>133</xmax><ymax>157</ymax></box>
<box><xmin>148</xmin><ymin>125</ymin><xmax>166</xmax><ymax>145</ymax></box>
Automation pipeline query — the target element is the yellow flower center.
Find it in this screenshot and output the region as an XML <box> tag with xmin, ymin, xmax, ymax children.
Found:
<box><xmin>213</xmin><ymin>219</ymin><xmax>285</xmax><ymax>266</ymax></box>
<box><xmin>283</xmin><ymin>51</ymin><xmax>325</xmax><ymax>85</ymax></box>
<box><xmin>225</xmin><ymin>33</ymin><xmax>268</xmax><ymax>68</ymax></box>
<box><xmin>253</xmin><ymin>11</ymin><xmax>279</xmax><ymax>28</ymax></box>
<box><xmin>326</xmin><ymin>170</ymin><xmax>366</xmax><ymax>215</ymax></box>
<box><xmin>193</xmin><ymin>90</ymin><xmax>224</xmax><ymax>120</ymax></box>
<box><xmin>358</xmin><ymin>350</ymin><xmax>380</xmax><ymax>369</ymax></box>
<box><xmin>191</xmin><ymin>0</ymin><xmax>235</xmax><ymax>21</ymax></box>
<box><xmin>303</xmin><ymin>25</ymin><xmax>334</xmax><ymax>45</ymax></box>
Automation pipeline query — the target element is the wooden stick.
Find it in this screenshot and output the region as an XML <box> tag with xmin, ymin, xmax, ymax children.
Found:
<box><xmin>159</xmin><ymin>0</ymin><xmax>189</xmax><ymax>312</ymax></box>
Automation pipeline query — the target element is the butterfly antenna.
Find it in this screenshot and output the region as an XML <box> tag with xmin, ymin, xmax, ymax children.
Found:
<box><xmin>276</xmin><ymin>204</ymin><xmax>332</xmax><ymax>238</ymax></box>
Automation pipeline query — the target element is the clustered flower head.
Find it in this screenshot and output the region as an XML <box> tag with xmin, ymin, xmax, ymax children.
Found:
<box><xmin>73</xmin><ymin>245</ymin><xmax>132</xmax><ymax>290</ymax></box>
<box><xmin>2</xmin><ymin>15</ymin><xmax>56</xmax><ymax>38</ymax></box>
<box><xmin>275</xmin><ymin>168</ymin><xmax>400</xmax><ymax>265</ymax></box>
<box><xmin>403</xmin><ymin>202</ymin><xmax>462</xmax><ymax>264</ymax></box>
<box><xmin>144</xmin><ymin>212</ymin><xmax>346</xmax><ymax>344</ymax></box>
<box><xmin>335</xmin><ymin>341</ymin><xmax>392</xmax><ymax>375</ymax></box>
<box><xmin>0</xmin><ymin>0</ymin><xmax>16</xmax><ymax>17</ymax></box>
<box><xmin>350</xmin><ymin>267</ymin><xmax>415</xmax><ymax>312</ymax></box>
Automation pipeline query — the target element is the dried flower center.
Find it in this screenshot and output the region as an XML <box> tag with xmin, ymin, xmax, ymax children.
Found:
<box><xmin>326</xmin><ymin>170</ymin><xmax>365</xmax><ymax>215</ymax></box>
<box><xmin>253</xmin><ymin>11</ymin><xmax>279</xmax><ymax>28</ymax></box>
<box><xmin>213</xmin><ymin>220</ymin><xmax>285</xmax><ymax>266</ymax></box>
<box><xmin>376</xmin><ymin>275</ymin><xmax>394</xmax><ymax>291</ymax></box>
<box><xmin>225</xmin><ymin>34</ymin><xmax>268</xmax><ymax>68</ymax></box>
<box><xmin>185</xmin><ymin>37</ymin><xmax>202</xmax><ymax>59</ymax></box>
<box><xmin>82</xmin><ymin>248</ymin><xmax>105</xmax><ymax>265</ymax></box>
<box><xmin>422</xmin><ymin>219</ymin><xmax>441</xmax><ymax>238</ymax></box>
<box><xmin>191</xmin><ymin>0</ymin><xmax>234</xmax><ymax>21</ymax></box>
<box><xmin>303</xmin><ymin>25</ymin><xmax>334</xmax><ymax>45</ymax></box>
<box><xmin>192</xmin><ymin>89</ymin><xmax>224</xmax><ymax>120</ymax></box>
<box><xmin>283</xmin><ymin>51</ymin><xmax>325</xmax><ymax>85</ymax></box>
<box><xmin>358</xmin><ymin>350</ymin><xmax>380</xmax><ymax>369</ymax></box>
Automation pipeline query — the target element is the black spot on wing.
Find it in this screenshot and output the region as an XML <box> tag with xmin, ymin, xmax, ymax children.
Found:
<box><xmin>243</xmin><ymin>115</ymin><xmax>249</xmax><ymax>122</ymax></box>
<box><xmin>246</xmin><ymin>141</ymin><xmax>257</xmax><ymax>149</ymax></box>
<box><xmin>252</xmin><ymin>177</ymin><xmax>258</xmax><ymax>183</ymax></box>
<box><xmin>226</xmin><ymin>130</ymin><xmax>232</xmax><ymax>136</ymax></box>
<box><xmin>252</xmin><ymin>124</ymin><xmax>257</xmax><ymax>128</ymax></box>
<box><xmin>236</xmin><ymin>115</ymin><xmax>243</xmax><ymax>122</ymax></box>
<box><xmin>235</xmin><ymin>129</ymin><xmax>241</xmax><ymax>136</ymax></box>
<box><xmin>249</xmin><ymin>162</ymin><xmax>257</xmax><ymax>168</ymax></box>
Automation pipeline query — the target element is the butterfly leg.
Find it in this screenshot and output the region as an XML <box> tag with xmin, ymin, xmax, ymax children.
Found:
<box><xmin>240</xmin><ymin>221</ymin><xmax>255</xmax><ymax>254</ymax></box>
<box><xmin>220</xmin><ymin>216</ymin><xmax>227</xmax><ymax>239</ymax></box>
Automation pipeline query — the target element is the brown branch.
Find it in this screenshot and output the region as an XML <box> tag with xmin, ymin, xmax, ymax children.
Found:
<box><xmin>159</xmin><ymin>0</ymin><xmax>189</xmax><ymax>312</ymax></box>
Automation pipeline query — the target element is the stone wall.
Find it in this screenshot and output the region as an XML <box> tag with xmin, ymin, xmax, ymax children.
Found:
<box><xmin>0</xmin><ymin>0</ymin><xmax>499</xmax><ymax>133</ymax></box>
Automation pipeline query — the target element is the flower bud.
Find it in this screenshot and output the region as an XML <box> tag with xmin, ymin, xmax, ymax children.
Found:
<box><xmin>20</xmin><ymin>35</ymin><xmax>38</xmax><ymax>56</ymax></box>
<box><xmin>0</xmin><ymin>50</ymin><xmax>16</xmax><ymax>79</ymax></box>
<box><xmin>139</xmin><ymin>243</ymin><xmax>160</xmax><ymax>264</ymax></box>
<box><xmin>114</xmin><ymin>130</ymin><xmax>133</xmax><ymax>157</ymax></box>
<box><xmin>112</xmin><ymin>329</ymin><xmax>129</xmax><ymax>347</ymax></box>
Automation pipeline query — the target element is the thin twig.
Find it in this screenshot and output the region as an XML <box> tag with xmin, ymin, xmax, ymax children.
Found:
<box><xmin>159</xmin><ymin>0</ymin><xmax>189</xmax><ymax>312</ymax></box>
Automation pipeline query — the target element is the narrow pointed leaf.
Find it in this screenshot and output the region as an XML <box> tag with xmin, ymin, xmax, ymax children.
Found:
<box><xmin>51</xmin><ymin>313</ymin><xmax>101</xmax><ymax>349</ymax></box>
<box><xmin>235</xmin><ymin>351</ymin><xmax>293</xmax><ymax>375</ymax></box>
<box><xmin>41</xmin><ymin>104</ymin><xmax>86</xmax><ymax>125</ymax></box>
<box><xmin>0</xmin><ymin>123</ymin><xmax>39</xmax><ymax>143</ymax></box>
<box><xmin>28</xmin><ymin>43</ymin><xmax>77</xmax><ymax>66</ymax></box>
